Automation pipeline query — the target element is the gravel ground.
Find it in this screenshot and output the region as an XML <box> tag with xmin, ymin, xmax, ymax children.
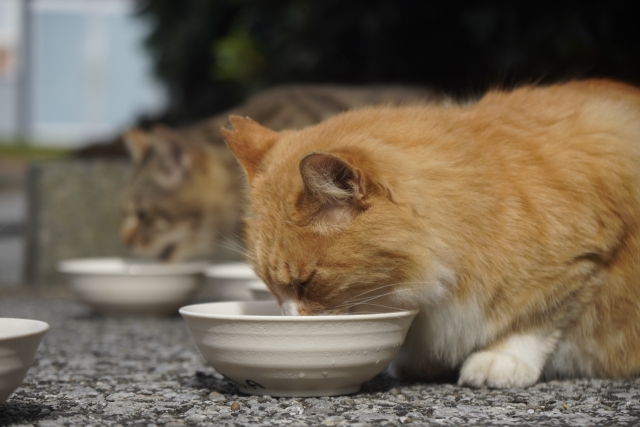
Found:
<box><xmin>2</xmin><ymin>291</ymin><xmax>640</xmax><ymax>426</ymax></box>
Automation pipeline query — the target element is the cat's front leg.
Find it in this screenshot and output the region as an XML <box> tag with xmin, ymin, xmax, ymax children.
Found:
<box><xmin>458</xmin><ymin>331</ymin><xmax>560</xmax><ymax>388</ymax></box>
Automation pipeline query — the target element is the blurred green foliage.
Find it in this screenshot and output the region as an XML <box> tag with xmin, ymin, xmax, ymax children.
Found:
<box><xmin>212</xmin><ymin>30</ymin><xmax>266</xmax><ymax>84</ymax></box>
<box><xmin>135</xmin><ymin>1</ymin><xmax>640</xmax><ymax>124</ymax></box>
<box><xmin>0</xmin><ymin>143</ymin><xmax>71</xmax><ymax>160</ymax></box>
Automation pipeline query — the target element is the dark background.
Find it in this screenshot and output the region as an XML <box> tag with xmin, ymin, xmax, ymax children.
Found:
<box><xmin>134</xmin><ymin>1</ymin><xmax>640</xmax><ymax>125</ymax></box>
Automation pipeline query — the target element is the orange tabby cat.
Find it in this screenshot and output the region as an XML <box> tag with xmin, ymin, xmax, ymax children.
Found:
<box><xmin>222</xmin><ymin>79</ymin><xmax>640</xmax><ymax>388</ymax></box>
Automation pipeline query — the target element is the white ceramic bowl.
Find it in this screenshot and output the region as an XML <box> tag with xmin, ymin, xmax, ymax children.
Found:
<box><xmin>180</xmin><ymin>301</ymin><xmax>418</xmax><ymax>397</ymax></box>
<box><xmin>58</xmin><ymin>258</ymin><xmax>207</xmax><ymax>315</ymax></box>
<box><xmin>0</xmin><ymin>318</ymin><xmax>49</xmax><ymax>404</ymax></box>
<box><xmin>203</xmin><ymin>263</ymin><xmax>264</xmax><ymax>301</ymax></box>
<box><xmin>246</xmin><ymin>280</ymin><xmax>274</xmax><ymax>301</ymax></box>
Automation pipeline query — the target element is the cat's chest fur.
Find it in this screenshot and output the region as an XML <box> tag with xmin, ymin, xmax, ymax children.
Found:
<box><xmin>421</xmin><ymin>297</ymin><xmax>491</xmax><ymax>366</ymax></box>
<box><xmin>389</xmin><ymin>292</ymin><xmax>594</xmax><ymax>380</ymax></box>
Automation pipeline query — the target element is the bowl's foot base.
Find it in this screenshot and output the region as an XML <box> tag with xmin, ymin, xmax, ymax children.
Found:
<box><xmin>237</xmin><ymin>385</ymin><xmax>361</xmax><ymax>397</ymax></box>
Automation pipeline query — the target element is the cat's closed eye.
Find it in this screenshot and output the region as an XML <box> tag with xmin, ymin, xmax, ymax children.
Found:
<box><xmin>137</xmin><ymin>210</ymin><xmax>148</xmax><ymax>222</ymax></box>
<box><xmin>293</xmin><ymin>278</ymin><xmax>313</xmax><ymax>299</ymax></box>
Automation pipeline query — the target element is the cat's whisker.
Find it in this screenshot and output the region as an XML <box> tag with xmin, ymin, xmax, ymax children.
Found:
<box><xmin>332</xmin><ymin>287</ymin><xmax>420</xmax><ymax>312</ymax></box>
<box><xmin>329</xmin><ymin>280</ymin><xmax>439</xmax><ymax>313</ymax></box>
<box><xmin>343</xmin><ymin>302</ymin><xmax>413</xmax><ymax>319</ymax></box>
<box><xmin>335</xmin><ymin>280</ymin><xmax>436</xmax><ymax>307</ymax></box>
<box><xmin>220</xmin><ymin>247</ymin><xmax>255</xmax><ymax>262</ymax></box>
<box><xmin>227</xmin><ymin>229</ymin><xmax>246</xmax><ymax>242</ymax></box>
<box><xmin>216</xmin><ymin>235</ymin><xmax>243</xmax><ymax>250</ymax></box>
<box><xmin>211</xmin><ymin>241</ymin><xmax>255</xmax><ymax>260</ymax></box>
<box><xmin>211</xmin><ymin>229</ymin><xmax>246</xmax><ymax>251</ymax></box>
<box><xmin>331</xmin><ymin>281</ymin><xmax>407</xmax><ymax>305</ymax></box>
<box><xmin>331</xmin><ymin>290</ymin><xmax>415</xmax><ymax>313</ymax></box>
<box><xmin>217</xmin><ymin>241</ymin><xmax>252</xmax><ymax>258</ymax></box>
<box><xmin>208</xmin><ymin>226</ymin><xmax>257</xmax><ymax>262</ymax></box>
<box><xmin>219</xmin><ymin>238</ymin><xmax>250</xmax><ymax>258</ymax></box>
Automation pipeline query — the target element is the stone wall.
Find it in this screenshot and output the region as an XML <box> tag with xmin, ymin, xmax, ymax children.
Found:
<box><xmin>23</xmin><ymin>159</ymin><xmax>244</xmax><ymax>286</ymax></box>
<box><xmin>24</xmin><ymin>160</ymin><xmax>131</xmax><ymax>286</ymax></box>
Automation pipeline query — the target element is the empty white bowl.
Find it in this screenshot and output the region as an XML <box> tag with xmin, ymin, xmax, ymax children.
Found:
<box><xmin>203</xmin><ymin>263</ymin><xmax>265</xmax><ymax>301</ymax></box>
<box><xmin>246</xmin><ymin>280</ymin><xmax>274</xmax><ymax>301</ymax></box>
<box><xmin>58</xmin><ymin>258</ymin><xmax>207</xmax><ymax>315</ymax></box>
<box><xmin>0</xmin><ymin>318</ymin><xmax>49</xmax><ymax>404</ymax></box>
<box><xmin>180</xmin><ymin>301</ymin><xmax>418</xmax><ymax>397</ymax></box>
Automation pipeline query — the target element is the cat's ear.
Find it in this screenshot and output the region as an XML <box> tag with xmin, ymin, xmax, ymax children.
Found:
<box><xmin>221</xmin><ymin>116</ymin><xmax>278</xmax><ymax>180</ymax></box>
<box><xmin>150</xmin><ymin>125</ymin><xmax>191</xmax><ymax>188</ymax></box>
<box><xmin>123</xmin><ymin>128</ymin><xmax>151</xmax><ymax>163</ymax></box>
<box><xmin>299</xmin><ymin>152</ymin><xmax>367</xmax><ymax>230</ymax></box>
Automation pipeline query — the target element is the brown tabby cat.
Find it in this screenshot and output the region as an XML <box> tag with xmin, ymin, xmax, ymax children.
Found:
<box><xmin>222</xmin><ymin>79</ymin><xmax>640</xmax><ymax>388</ymax></box>
<box><xmin>121</xmin><ymin>125</ymin><xmax>243</xmax><ymax>262</ymax></box>
<box><xmin>121</xmin><ymin>85</ymin><xmax>438</xmax><ymax>261</ymax></box>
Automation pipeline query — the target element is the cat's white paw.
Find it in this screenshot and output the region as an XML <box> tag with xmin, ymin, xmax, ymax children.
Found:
<box><xmin>458</xmin><ymin>350</ymin><xmax>540</xmax><ymax>388</ymax></box>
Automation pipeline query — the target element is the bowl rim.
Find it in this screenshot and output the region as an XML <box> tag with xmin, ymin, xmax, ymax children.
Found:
<box><xmin>0</xmin><ymin>318</ymin><xmax>50</xmax><ymax>341</ymax></box>
<box><xmin>245</xmin><ymin>280</ymin><xmax>269</xmax><ymax>291</ymax></box>
<box><xmin>179</xmin><ymin>300</ymin><xmax>419</xmax><ymax>322</ymax></box>
<box><xmin>56</xmin><ymin>257</ymin><xmax>209</xmax><ymax>276</ymax></box>
<box><xmin>204</xmin><ymin>262</ymin><xmax>258</xmax><ymax>279</ymax></box>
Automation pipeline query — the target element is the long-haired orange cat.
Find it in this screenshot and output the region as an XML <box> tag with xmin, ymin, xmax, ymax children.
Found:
<box><xmin>222</xmin><ymin>80</ymin><xmax>640</xmax><ymax>388</ymax></box>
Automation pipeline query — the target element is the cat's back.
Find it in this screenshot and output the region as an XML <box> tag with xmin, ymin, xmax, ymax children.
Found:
<box><xmin>310</xmin><ymin>80</ymin><xmax>640</xmax><ymax>163</ymax></box>
<box><xmin>471</xmin><ymin>80</ymin><xmax>640</xmax><ymax>171</ymax></box>
<box><xmin>329</xmin><ymin>79</ymin><xmax>640</xmax><ymax>131</ymax></box>
<box><xmin>476</xmin><ymin>79</ymin><xmax>640</xmax><ymax>132</ymax></box>
<box><xmin>189</xmin><ymin>84</ymin><xmax>439</xmax><ymax>146</ymax></box>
